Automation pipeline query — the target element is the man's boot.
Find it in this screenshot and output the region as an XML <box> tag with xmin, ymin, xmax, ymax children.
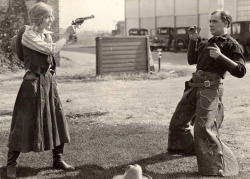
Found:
<box><xmin>7</xmin><ymin>151</ymin><xmax>20</xmax><ymax>178</ymax></box>
<box><xmin>52</xmin><ymin>144</ymin><xmax>75</xmax><ymax>171</ymax></box>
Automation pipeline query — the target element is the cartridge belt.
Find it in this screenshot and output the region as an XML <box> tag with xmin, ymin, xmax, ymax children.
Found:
<box><xmin>188</xmin><ymin>79</ymin><xmax>222</xmax><ymax>88</ymax></box>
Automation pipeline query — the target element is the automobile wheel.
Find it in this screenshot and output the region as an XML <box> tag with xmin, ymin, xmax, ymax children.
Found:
<box><xmin>174</xmin><ymin>47</ymin><xmax>180</xmax><ymax>53</ymax></box>
<box><xmin>176</xmin><ymin>38</ymin><xmax>185</xmax><ymax>48</ymax></box>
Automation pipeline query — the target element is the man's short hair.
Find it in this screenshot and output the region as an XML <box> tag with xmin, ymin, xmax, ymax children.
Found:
<box><xmin>211</xmin><ymin>10</ymin><xmax>232</xmax><ymax>28</ymax></box>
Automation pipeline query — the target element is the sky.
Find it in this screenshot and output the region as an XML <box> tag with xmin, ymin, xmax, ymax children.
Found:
<box><xmin>59</xmin><ymin>0</ymin><xmax>125</xmax><ymax>32</ymax></box>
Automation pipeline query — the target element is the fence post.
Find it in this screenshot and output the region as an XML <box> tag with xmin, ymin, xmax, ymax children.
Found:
<box><xmin>158</xmin><ymin>49</ymin><xmax>162</xmax><ymax>72</ymax></box>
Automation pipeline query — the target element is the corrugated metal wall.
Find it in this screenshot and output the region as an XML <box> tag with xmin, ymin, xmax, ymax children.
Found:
<box><xmin>209</xmin><ymin>0</ymin><xmax>218</xmax><ymax>13</ymax></box>
<box><xmin>155</xmin><ymin>0</ymin><xmax>175</xmax><ymax>28</ymax></box>
<box><xmin>224</xmin><ymin>0</ymin><xmax>237</xmax><ymax>21</ymax></box>
<box><xmin>207</xmin><ymin>0</ymin><xmax>219</xmax><ymax>39</ymax></box>
<box><xmin>125</xmin><ymin>0</ymin><xmax>139</xmax><ymax>35</ymax></box>
<box><xmin>139</xmin><ymin>0</ymin><xmax>155</xmax><ymax>18</ymax></box>
<box><xmin>199</xmin><ymin>0</ymin><xmax>210</xmax><ymax>14</ymax></box>
<box><xmin>176</xmin><ymin>15</ymin><xmax>198</xmax><ymax>27</ymax></box>
<box><xmin>125</xmin><ymin>0</ymin><xmax>248</xmax><ymax>38</ymax></box>
<box><xmin>199</xmin><ymin>14</ymin><xmax>210</xmax><ymax>39</ymax></box>
<box><xmin>157</xmin><ymin>16</ymin><xmax>175</xmax><ymax>27</ymax></box>
<box><xmin>139</xmin><ymin>0</ymin><xmax>155</xmax><ymax>36</ymax></box>
<box><xmin>156</xmin><ymin>0</ymin><xmax>174</xmax><ymax>16</ymax></box>
<box><xmin>175</xmin><ymin>0</ymin><xmax>198</xmax><ymax>28</ymax></box>
<box><xmin>140</xmin><ymin>17</ymin><xmax>155</xmax><ymax>36</ymax></box>
<box><xmin>125</xmin><ymin>0</ymin><xmax>139</xmax><ymax>18</ymax></box>
<box><xmin>126</xmin><ymin>19</ymin><xmax>140</xmax><ymax>33</ymax></box>
<box><xmin>237</xmin><ymin>0</ymin><xmax>250</xmax><ymax>21</ymax></box>
<box><xmin>175</xmin><ymin>0</ymin><xmax>198</xmax><ymax>15</ymax></box>
<box><xmin>199</xmin><ymin>0</ymin><xmax>210</xmax><ymax>39</ymax></box>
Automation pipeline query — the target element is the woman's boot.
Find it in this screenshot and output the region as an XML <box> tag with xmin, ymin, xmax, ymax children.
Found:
<box><xmin>7</xmin><ymin>151</ymin><xmax>20</xmax><ymax>178</ymax></box>
<box><xmin>52</xmin><ymin>144</ymin><xmax>75</xmax><ymax>171</ymax></box>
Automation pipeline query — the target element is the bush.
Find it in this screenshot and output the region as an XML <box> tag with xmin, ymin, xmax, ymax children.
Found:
<box><xmin>0</xmin><ymin>0</ymin><xmax>28</xmax><ymax>73</ymax></box>
<box><xmin>0</xmin><ymin>53</ymin><xmax>23</xmax><ymax>74</ymax></box>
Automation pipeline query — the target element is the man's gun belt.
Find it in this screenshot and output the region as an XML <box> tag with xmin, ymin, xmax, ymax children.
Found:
<box><xmin>189</xmin><ymin>70</ymin><xmax>222</xmax><ymax>88</ymax></box>
<box><xmin>188</xmin><ymin>79</ymin><xmax>222</xmax><ymax>88</ymax></box>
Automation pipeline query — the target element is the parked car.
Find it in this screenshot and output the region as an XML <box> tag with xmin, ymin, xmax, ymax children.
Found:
<box><xmin>128</xmin><ymin>28</ymin><xmax>149</xmax><ymax>36</ymax></box>
<box><xmin>231</xmin><ymin>21</ymin><xmax>250</xmax><ymax>59</ymax></box>
<box><xmin>150</xmin><ymin>27</ymin><xmax>174</xmax><ymax>51</ymax></box>
<box><xmin>173</xmin><ymin>27</ymin><xmax>189</xmax><ymax>52</ymax></box>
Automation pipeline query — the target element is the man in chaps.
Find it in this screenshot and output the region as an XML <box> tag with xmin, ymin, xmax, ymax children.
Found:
<box><xmin>167</xmin><ymin>10</ymin><xmax>246</xmax><ymax>176</ymax></box>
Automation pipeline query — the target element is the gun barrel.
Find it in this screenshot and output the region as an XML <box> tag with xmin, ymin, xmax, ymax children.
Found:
<box><xmin>72</xmin><ymin>15</ymin><xmax>94</xmax><ymax>25</ymax></box>
<box><xmin>81</xmin><ymin>15</ymin><xmax>95</xmax><ymax>20</ymax></box>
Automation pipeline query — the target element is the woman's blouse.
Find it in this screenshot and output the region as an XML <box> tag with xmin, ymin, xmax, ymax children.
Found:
<box><xmin>22</xmin><ymin>25</ymin><xmax>56</xmax><ymax>55</ymax></box>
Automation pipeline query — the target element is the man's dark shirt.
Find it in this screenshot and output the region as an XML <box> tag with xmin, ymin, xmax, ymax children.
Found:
<box><xmin>187</xmin><ymin>34</ymin><xmax>246</xmax><ymax>78</ymax></box>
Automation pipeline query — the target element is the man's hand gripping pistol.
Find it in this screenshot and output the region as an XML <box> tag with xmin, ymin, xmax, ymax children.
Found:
<box><xmin>188</xmin><ymin>25</ymin><xmax>201</xmax><ymax>51</ymax></box>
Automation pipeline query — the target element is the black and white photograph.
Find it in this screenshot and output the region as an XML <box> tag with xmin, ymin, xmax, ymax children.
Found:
<box><xmin>0</xmin><ymin>0</ymin><xmax>249</xmax><ymax>178</ymax></box>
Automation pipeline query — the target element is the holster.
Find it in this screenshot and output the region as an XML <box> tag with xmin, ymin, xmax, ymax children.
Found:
<box><xmin>184</xmin><ymin>79</ymin><xmax>192</xmax><ymax>92</ymax></box>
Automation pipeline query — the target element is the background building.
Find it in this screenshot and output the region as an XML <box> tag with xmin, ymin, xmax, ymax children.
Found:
<box><xmin>125</xmin><ymin>0</ymin><xmax>250</xmax><ymax>39</ymax></box>
<box><xmin>112</xmin><ymin>21</ymin><xmax>125</xmax><ymax>36</ymax></box>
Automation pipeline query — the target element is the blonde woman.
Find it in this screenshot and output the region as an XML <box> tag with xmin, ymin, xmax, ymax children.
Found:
<box><xmin>7</xmin><ymin>2</ymin><xmax>77</xmax><ymax>178</ymax></box>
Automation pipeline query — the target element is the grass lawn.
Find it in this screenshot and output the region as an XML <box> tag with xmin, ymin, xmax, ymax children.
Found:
<box><xmin>0</xmin><ymin>49</ymin><xmax>249</xmax><ymax>179</ymax></box>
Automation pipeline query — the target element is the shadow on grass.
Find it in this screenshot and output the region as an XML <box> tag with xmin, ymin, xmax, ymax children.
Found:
<box><xmin>0</xmin><ymin>154</ymin><xmax>198</xmax><ymax>179</ymax></box>
<box><xmin>56</xmin><ymin>153</ymin><xmax>198</xmax><ymax>179</ymax></box>
<box><xmin>68</xmin><ymin>160</ymin><xmax>250</xmax><ymax>179</ymax></box>
<box><xmin>0</xmin><ymin>166</ymin><xmax>50</xmax><ymax>179</ymax></box>
<box><xmin>0</xmin><ymin>110</ymin><xmax>12</xmax><ymax>116</ymax></box>
<box><xmin>56</xmin><ymin>67</ymin><xmax>193</xmax><ymax>83</ymax></box>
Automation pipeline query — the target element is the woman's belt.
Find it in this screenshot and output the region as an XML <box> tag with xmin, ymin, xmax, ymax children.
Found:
<box><xmin>25</xmin><ymin>66</ymin><xmax>51</xmax><ymax>76</ymax></box>
<box><xmin>23</xmin><ymin>70</ymin><xmax>39</xmax><ymax>80</ymax></box>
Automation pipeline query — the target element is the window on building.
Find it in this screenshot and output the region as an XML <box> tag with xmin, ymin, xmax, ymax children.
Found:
<box><xmin>176</xmin><ymin>29</ymin><xmax>187</xmax><ymax>34</ymax></box>
<box><xmin>140</xmin><ymin>30</ymin><xmax>148</xmax><ymax>35</ymax></box>
<box><xmin>232</xmin><ymin>23</ymin><xmax>241</xmax><ymax>34</ymax></box>
<box><xmin>129</xmin><ymin>30</ymin><xmax>139</xmax><ymax>35</ymax></box>
<box><xmin>158</xmin><ymin>28</ymin><xmax>168</xmax><ymax>35</ymax></box>
<box><xmin>237</xmin><ymin>0</ymin><xmax>250</xmax><ymax>21</ymax></box>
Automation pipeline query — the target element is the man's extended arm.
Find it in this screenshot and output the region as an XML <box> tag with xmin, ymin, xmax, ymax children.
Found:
<box><xmin>208</xmin><ymin>43</ymin><xmax>246</xmax><ymax>78</ymax></box>
<box><xmin>187</xmin><ymin>26</ymin><xmax>202</xmax><ymax>65</ymax></box>
<box><xmin>187</xmin><ymin>38</ymin><xmax>201</xmax><ymax>65</ymax></box>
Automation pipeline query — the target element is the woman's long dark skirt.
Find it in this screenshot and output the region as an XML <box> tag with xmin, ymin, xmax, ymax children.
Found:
<box><xmin>7</xmin><ymin>71</ymin><xmax>70</xmax><ymax>153</ymax></box>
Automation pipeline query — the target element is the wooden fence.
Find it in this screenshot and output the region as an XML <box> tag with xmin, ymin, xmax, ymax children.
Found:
<box><xmin>96</xmin><ymin>36</ymin><xmax>150</xmax><ymax>75</ymax></box>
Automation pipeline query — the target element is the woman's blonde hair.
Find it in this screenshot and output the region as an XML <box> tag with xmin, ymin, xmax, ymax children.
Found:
<box><xmin>28</xmin><ymin>2</ymin><xmax>54</xmax><ymax>25</ymax></box>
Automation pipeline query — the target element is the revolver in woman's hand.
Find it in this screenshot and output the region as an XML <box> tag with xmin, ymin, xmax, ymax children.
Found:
<box><xmin>188</xmin><ymin>26</ymin><xmax>201</xmax><ymax>40</ymax></box>
<box><xmin>65</xmin><ymin>25</ymin><xmax>77</xmax><ymax>35</ymax></box>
